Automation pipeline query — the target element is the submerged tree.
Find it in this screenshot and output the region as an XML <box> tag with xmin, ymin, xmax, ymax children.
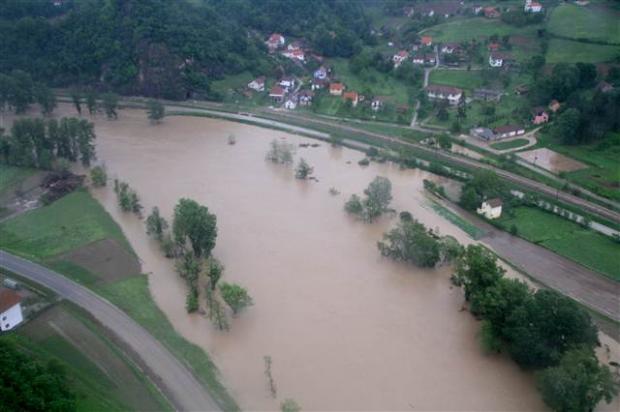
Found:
<box><xmin>219</xmin><ymin>282</ymin><xmax>253</xmax><ymax>315</ymax></box>
<box><xmin>295</xmin><ymin>157</ymin><xmax>313</xmax><ymax>179</ymax></box>
<box><xmin>266</xmin><ymin>139</ymin><xmax>294</xmax><ymax>164</ymax></box>
<box><xmin>173</xmin><ymin>198</ymin><xmax>217</xmax><ymax>257</ymax></box>
<box><xmin>70</xmin><ymin>88</ymin><xmax>82</xmax><ymax>115</ymax></box>
<box><xmin>146</xmin><ymin>206</ymin><xmax>169</xmax><ymax>241</ymax></box>
<box><xmin>147</xmin><ymin>99</ymin><xmax>165</xmax><ymax>123</ymax></box>
<box><xmin>85</xmin><ymin>89</ymin><xmax>97</xmax><ymax>115</ymax></box>
<box><xmin>206</xmin><ymin>257</ymin><xmax>224</xmax><ymax>290</ymax></box>
<box><xmin>101</xmin><ymin>92</ymin><xmax>119</xmax><ymax>119</ymax></box>
<box><xmin>90</xmin><ymin>165</ymin><xmax>107</xmax><ymax>187</ymax></box>
<box><xmin>345</xmin><ymin>176</ymin><xmax>393</xmax><ymax>222</ymax></box>
<box><xmin>378</xmin><ymin>219</ymin><xmax>441</xmax><ymax>268</ymax></box>
<box><xmin>35</xmin><ymin>83</ymin><xmax>56</xmax><ymax>115</ymax></box>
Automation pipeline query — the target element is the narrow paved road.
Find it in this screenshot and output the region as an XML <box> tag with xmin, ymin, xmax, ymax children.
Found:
<box><xmin>453</xmin><ymin>209</ymin><xmax>620</xmax><ymax>322</ymax></box>
<box><xmin>0</xmin><ymin>250</ymin><xmax>220</xmax><ymax>412</ymax></box>
<box><xmin>411</xmin><ymin>45</ymin><xmax>439</xmax><ymax>127</ymax></box>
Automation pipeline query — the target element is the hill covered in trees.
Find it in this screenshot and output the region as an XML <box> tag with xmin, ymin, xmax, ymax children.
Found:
<box><xmin>0</xmin><ymin>0</ymin><xmax>369</xmax><ymax>100</ymax></box>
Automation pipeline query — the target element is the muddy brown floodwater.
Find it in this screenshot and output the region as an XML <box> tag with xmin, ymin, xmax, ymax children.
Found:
<box><xmin>72</xmin><ymin>106</ymin><xmax>547</xmax><ymax>411</ymax></box>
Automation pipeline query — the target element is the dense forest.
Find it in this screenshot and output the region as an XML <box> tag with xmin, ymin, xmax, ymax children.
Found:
<box><xmin>0</xmin><ymin>0</ymin><xmax>369</xmax><ymax>100</ymax></box>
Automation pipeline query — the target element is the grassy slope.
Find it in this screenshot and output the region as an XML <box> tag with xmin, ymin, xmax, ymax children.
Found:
<box><xmin>423</xmin><ymin>17</ymin><xmax>541</xmax><ymax>42</ymax></box>
<box><xmin>429</xmin><ymin>70</ymin><xmax>484</xmax><ymax>91</ymax></box>
<box><xmin>0</xmin><ymin>187</ymin><xmax>239</xmax><ymax>411</ymax></box>
<box><xmin>499</xmin><ymin>206</ymin><xmax>620</xmax><ymax>280</ymax></box>
<box><xmin>548</xmin><ymin>3</ymin><xmax>620</xmax><ymax>44</ymax></box>
<box><xmin>546</xmin><ymin>38</ymin><xmax>620</xmax><ymax>63</ymax></box>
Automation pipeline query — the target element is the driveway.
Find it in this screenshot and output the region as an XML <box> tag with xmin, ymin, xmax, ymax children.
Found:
<box><xmin>0</xmin><ymin>250</ymin><xmax>221</xmax><ymax>412</ymax></box>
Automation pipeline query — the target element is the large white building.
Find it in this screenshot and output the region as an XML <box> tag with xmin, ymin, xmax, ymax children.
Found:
<box><xmin>0</xmin><ymin>288</ymin><xmax>23</xmax><ymax>332</ymax></box>
<box><xmin>426</xmin><ymin>84</ymin><xmax>463</xmax><ymax>105</ymax></box>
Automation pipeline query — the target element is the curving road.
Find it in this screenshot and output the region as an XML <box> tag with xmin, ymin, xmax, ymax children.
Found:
<box><xmin>0</xmin><ymin>250</ymin><xmax>220</xmax><ymax>412</ymax></box>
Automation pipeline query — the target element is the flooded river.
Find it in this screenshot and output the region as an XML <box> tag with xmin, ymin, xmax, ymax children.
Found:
<box><xmin>76</xmin><ymin>106</ymin><xmax>548</xmax><ymax>411</ymax></box>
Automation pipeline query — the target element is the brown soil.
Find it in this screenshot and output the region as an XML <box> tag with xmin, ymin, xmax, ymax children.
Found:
<box><xmin>56</xmin><ymin>238</ymin><xmax>140</xmax><ymax>284</ymax></box>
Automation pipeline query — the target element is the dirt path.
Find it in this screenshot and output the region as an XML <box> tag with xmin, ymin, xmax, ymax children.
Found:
<box><xmin>0</xmin><ymin>250</ymin><xmax>221</xmax><ymax>412</ymax></box>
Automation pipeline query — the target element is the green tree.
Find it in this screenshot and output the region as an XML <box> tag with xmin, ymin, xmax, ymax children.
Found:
<box><xmin>378</xmin><ymin>219</ymin><xmax>441</xmax><ymax>267</ymax></box>
<box><xmin>0</xmin><ymin>340</ymin><xmax>76</xmax><ymax>412</ymax></box>
<box><xmin>281</xmin><ymin>398</ymin><xmax>302</xmax><ymax>412</ymax></box>
<box><xmin>147</xmin><ymin>99</ymin><xmax>165</xmax><ymax>123</ymax></box>
<box><xmin>219</xmin><ymin>282</ymin><xmax>253</xmax><ymax>314</ymax></box>
<box><xmin>70</xmin><ymin>88</ymin><xmax>82</xmax><ymax>115</ymax></box>
<box><xmin>9</xmin><ymin>70</ymin><xmax>34</xmax><ymax>114</ymax></box>
<box><xmin>35</xmin><ymin>83</ymin><xmax>56</xmax><ymax>115</ymax></box>
<box><xmin>90</xmin><ymin>165</ymin><xmax>107</xmax><ymax>187</ymax></box>
<box><xmin>454</xmin><ymin>245</ymin><xmax>505</xmax><ymax>303</ymax></box>
<box><xmin>363</xmin><ymin>176</ymin><xmax>393</xmax><ymax>221</ymax></box>
<box><xmin>146</xmin><ymin>206</ymin><xmax>169</xmax><ymax>241</ymax></box>
<box><xmin>85</xmin><ymin>89</ymin><xmax>97</xmax><ymax>115</ymax></box>
<box><xmin>295</xmin><ymin>157</ymin><xmax>313</xmax><ymax>179</ymax></box>
<box><xmin>344</xmin><ymin>194</ymin><xmax>364</xmax><ymax>215</ymax></box>
<box><xmin>551</xmin><ymin>108</ymin><xmax>581</xmax><ymax>145</ymax></box>
<box><xmin>206</xmin><ymin>258</ymin><xmax>224</xmax><ymax>290</ymax></box>
<box><xmin>504</xmin><ymin>289</ymin><xmax>599</xmax><ymax>369</ymax></box>
<box><xmin>173</xmin><ymin>198</ymin><xmax>217</xmax><ymax>257</ymax></box>
<box><xmin>537</xmin><ymin>347</ymin><xmax>618</xmax><ymax>412</ymax></box>
<box><xmin>473</xmin><ymin>277</ymin><xmax>530</xmax><ymax>334</ymax></box>
<box><xmin>176</xmin><ymin>252</ymin><xmax>202</xmax><ymax>285</ymax></box>
<box><xmin>101</xmin><ymin>92</ymin><xmax>119</xmax><ymax>119</ymax></box>
<box><xmin>459</xmin><ymin>170</ymin><xmax>506</xmax><ymax>211</ymax></box>
<box><xmin>266</xmin><ymin>139</ymin><xmax>294</xmax><ymax>164</ymax></box>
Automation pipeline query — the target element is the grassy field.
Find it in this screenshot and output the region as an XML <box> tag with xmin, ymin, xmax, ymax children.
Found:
<box><xmin>4</xmin><ymin>303</ymin><xmax>172</xmax><ymax>412</ymax></box>
<box><xmin>429</xmin><ymin>70</ymin><xmax>484</xmax><ymax>91</ymax></box>
<box><xmin>0</xmin><ymin>165</ymin><xmax>35</xmax><ymax>195</ymax></box>
<box><xmin>490</xmin><ymin>138</ymin><xmax>530</xmax><ymax>151</ymax></box>
<box><xmin>0</xmin><ymin>186</ymin><xmax>239</xmax><ymax>411</ymax></box>
<box><xmin>545</xmin><ymin>38</ymin><xmax>620</xmax><ymax>63</ymax></box>
<box><xmin>536</xmin><ymin>132</ymin><xmax>620</xmax><ymax>202</ymax></box>
<box><xmin>0</xmin><ymin>189</ymin><xmax>130</xmax><ymax>260</ymax></box>
<box><xmin>548</xmin><ymin>3</ymin><xmax>620</xmax><ymax>44</ymax></box>
<box><xmin>423</xmin><ymin>17</ymin><xmax>541</xmax><ymax>42</ymax></box>
<box><xmin>499</xmin><ymin>206</ymin><xmax>620</xmax><ymax>280</ymax></box>
<box><xmin>430</xmin><ymin>201</ymin><xmax>486</xmax><ymax>240</ymax></box>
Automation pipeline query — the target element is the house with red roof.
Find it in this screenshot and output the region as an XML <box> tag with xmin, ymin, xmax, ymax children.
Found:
<box><xmin>0</xmin><ymin>288</ymin><xmax>23</xmax><ymax>332</ymax></box>
<box><xmin>483</xmin><ymin>7</ymin><xmax>500</xmax><ymax>18</ymax></box>
<box><xmin>247</xmin><ymin>76</ymin><xmax>265</xmax><ymax>92</ymax></box>
<box><xmin>421</xmin><ymin>36</ymin><xmax>433</xmax><ymax>46</ymax></box>
<box><xmin>269</xmin><ymin>85</ymin><xmax>285</xmax><ymax>103</ymax></box>
<box><xmin>266</xmin><ymin>33</ymin><xmax>285</xmax><ymax>51</ymax></box>
<box><xmin>343</xmin><ymin>91</ymin><xmax>359</xmax><ymax>107</ymax></box>
<box><xmin>329</xmin><ymin>82</ymin><xmax>345</xmax><ymax>96</ymax></box>
<box><xmin>531</xmin><ymin>107</ymin><xmax>549</xmax><ymax>125</ymax></box>
<box><xmin>524</xmin><ymin>0</ymin><xmax>543</xmax><ymax>13</ymax></box>
<box><xmin>426</xmin><ymin>84</ymin><xmax>463</xmax><ymax>105</ymax></box>
<box><xmin>393</xmin><ymin>50</ymin><xmax>409</xmax><ymax>68</ymax></box>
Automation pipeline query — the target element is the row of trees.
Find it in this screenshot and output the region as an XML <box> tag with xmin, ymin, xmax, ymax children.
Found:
<box><xmin>0</xmin><ymin>70</ymin><xmax>55</xmax><ymax>115</ymax></box>
<box><xmin>453</xmin><ymin>245</ymin><xmax>618</xmax><ymax>411</ymax></box>
<box><xmin>345</xmin><ymin>176</ymin><xmax>393</xmax><ymax>222</ymax></box>
<box><xmin>0</xmin><ymin>117</ymin><xmax>96</xmax><ymax>169</ymax></box>
<box><xmin>114</xmin><ymin>179</ymin><xmax>143</xmax><ymax>215</ymax></box>
<box><xmin>144</xmin><ymin>199</ymin><xmax>252</xmax><ymax>330</ymax></box>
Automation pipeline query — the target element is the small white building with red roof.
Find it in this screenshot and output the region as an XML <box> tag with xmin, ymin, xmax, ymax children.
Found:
<box><xmin>524</xmin><ymin>0</ymin><xmax>543</xmax><ymax>13</ymax></box>
<box><xmin>329</xmin><ymin>82</ymin><xmax>345</xmax><ymax>96</ymax></box>
<box><xmin>0</xmin><ymin>288</ymin><xmax>23</xmax><ymax>332</ymax></box>
<box><xmin>393</xmin><ymin>50</ymin><xmax>409</xmax><ymax>68</ymax></box>
<box><xmin>266</xmin><ymin>33</ymin><xmax>285</xmax><ymax>51</ymax></box>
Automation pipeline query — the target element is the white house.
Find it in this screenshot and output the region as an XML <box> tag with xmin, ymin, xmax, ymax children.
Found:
<box><xmin>426</xmin><ymin>84</ymin><xmax>463</xmax><ymax>105</ymax></box>
<box><xmin>524</xmin><ymin>0</ymin><xmax>543</xmax><ymax>13</ymax></box>
<box><xmin>489</xmin><ymin>52</ymin><xmax>505</xmax><ymax>67</ymax></box>
<box><xmin>314</xmin><ymin>66</ymin><xmax>328</xmax><ymax>80</ymax></box>
<box><xmin>493</xmin><ymin>125</ymin><xmax>526</xmax><ymax>139</ymax></box>
<box><xmin>477</xmin><ymin>198</ymin><xmax>503</xmax><ymax>219</ymax></box>
<box><xmin>282</xmin><ymin>49</ymin><xmax>305</xmax><ymax>62</ymax></box>
<box><xmin>0</xmin><ymin>289</ymin><xmax>23</xmax><ymax>332</ymax></box>
<box><xmin>412</xmin><ymin>55</ymin><xmax>425</xmax><ymax>65</ymax></box>
<box><xmin>284</xmin><ymin>95</ymin><xmax>298</xmax><ymax>110</ymax></box>
<box><xmin>279</xmin><ymin>76</ymin><xmax>296</xmax><ymax>90</ymax></box>
<box><xmin>266</xmin><ymin>33</ymin><xmax>285</xmax><ymax>51</ymax></box>
<box><xmin>371</xmin><ymin>97</ymin><xmax>384</xmax><ymax>112</ymax></box>
<box><xmin>247</xmin><ymin>76</ymin><xmax>265</xmax><ymax>92</ymax></box>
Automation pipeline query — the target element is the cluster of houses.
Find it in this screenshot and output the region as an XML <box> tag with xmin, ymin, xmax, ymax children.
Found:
<box><xmin>266</xmin><ymin>33</ymin><xmax>307</xmax><ymax>63</ymax></box>
<box><xmin>392</xmin><ymin>36</ymin><xmax>436</xmax><ymax>68</ymax></box>
<box><xmin>403</xmin><ymin>0</ymin><xmax>542</xmax><ymax>21</ymax></box>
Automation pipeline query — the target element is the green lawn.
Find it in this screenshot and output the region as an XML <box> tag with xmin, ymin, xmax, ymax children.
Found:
<box><xmin>423</xmin><ymin>17</ymin><xmax>541</xmax><ymax>42</ymax></box>
<box><xmin>499</xmin><ymin>206</ymin><xmax>620</xmax><ymax>280</ymax></box>
<box><xmin>548</xmin><ymin>3</ymin><xmax>620</xmax><ymax>44</ymax></box>
<box><xmin>0</xmin><ymin>189</ymin><xmax>130</xmax><ymax>260</ymax></box>
<box><xmin>429</xmin><ymin>70</ymin><xmax>484</xmax><ymax>91</ymax></box>
<box><xmin>0</xmin><ymin>165</ymin><xmax>35</xmax><ymax>195</ymax></box>
<box><xmin>546</xmin><ymin>38</ymin><xmax>620</xmax><ymax>63</ymax></box>
<box><xmin>490</xmin><ymin>138</ymin><xmax>530</xmax><ymax>151</ymax></box>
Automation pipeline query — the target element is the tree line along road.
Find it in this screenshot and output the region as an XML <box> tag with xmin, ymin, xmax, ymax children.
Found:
<box><xmin>0</xmin><ymin>250</ymin><xmax>221</xmax><ymax>412</ymax></box>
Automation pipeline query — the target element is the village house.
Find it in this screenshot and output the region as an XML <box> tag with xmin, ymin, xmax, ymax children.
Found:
<box><xmin>474</xmin><ymin>88</ymin><xmax>503</xmax><ymax>102</ymax></box>
<box><xmin>412</xmin><ymin>55</ymin><xmax>425</xmax><ymax>65</ymax></box>
<box><xmin>298</xmin><ymin>90</ymin><xmax>314</xmax><ymax>106</ymax></box>
<box><xmin>524</xmin><ymin>0</ymin><xmax>543</xmax><ymax>13</ymax></box>
<box><xmin>548</xmin><ymin>99</ymin><xmax>561</xmax><ymax>113</ymax></box>
<box><xmin>269</xmin><ymin>85</ymin><xmax>285</xmax><ymax>103</ymax></box>
<box><xmin>426</xmin><ymin>84</ymin><xmax>463</xmax><ymax>105</ymax></box>
<box><xmin>473</xmin><ymin>5</ymin><xmax>483</xmax><ymax>15</ymax></box>
<box><xmin>284</xmin><ymin>94</ymin><xmax>298</xmax><ymax>110</ymax></box>
<box><xmin>266</xmin><ymin>33</ymin><xmax>285</xmax><ymax>51</ymax></box>
<box><xmin>597</xmin><ymin>81</ymin><xmax>614</xmax><ymax>93</ymax></box>
<box><xmin>403</xmin><ymin>6</ymin><xmax>415</xmax><ymax>17</ymax></box>
<box><xmin>0</xmin><ymin>288</ymin><xmax>23</xmax><ymax>332</ymax></box>
<box><xmin>483</xmin><ymin>7</ymin><xmax>500</xmax><ymax>18</ymax></box>
<box><xmin>470</xmin><ymin>127</ymin><xmax>497</xmax><ymax>141</ymax></box>
<box><xmin>247</xmin><ymin>76</ymin><xmax>265</xmax><ymax>92</ymax></box>
<box><xmin>329</xmin><ymin>82</ymin><xmax>345</xmax><ymax>96</ymax></box>
<box><xmin>311</xmin><ymin>78</ymin><xmax>328</xmax><ymax>91</ymax></box>
<box><xmin>531</xmin><ymin>107</ymin><xmax>549</xmax><ymax>124</ymax></box>
<box><xmin>477</xmin><ymin>198</ymin><xmax>503</xmax><ymax>219</ymax></box>
<box><xmin>489</xmin><ymin>52</ymin><xmax>511</xmax><ymax>67</ymax></box>
<box><xmin>424</xmin><ymin>54</ymin><xmax>437</xmax><ymax>66</ymax></box>
<box><xmin>314</xmin><ymin>66</ymin><xmax>328</xmax><ymax>80</ymax></box>
<box><xmin>393</xmin><ymin>50</ymin><xmax>409</xmax><ymax>68</ymax></box>
<box><xmin>413</xmin><ymin>1</ymin><xmax>462</xmax><ymax>18</ymax></box>
<box><xmin>287</xmin><ymin>41</ymin><xmax>302</xmax><ymax>51</ymax></box>
<box><xmin>440</xmin><ymin>42</ymin><xmax>460</xmax><ymax>54</ymax></box>
<box><xmin>421</xmin><ymin>36</ymin><xmax>433</xmax><ymax>47</ymax></box>
<box><xmin>488</xmin><ymin>42</ymin><xmax>500</xmax><ymax>52</ymax></box>
<box><xmin>279</xmin><ymin>76</ymin><xmax>295</xmax><ymax>91</ymax></box>
<box><xmin>282</xmin><ymin>48</ymin><xmax>305</xmax><ymax>62</ymax></box>
<box><xmin>494</xmin><ymin>125</ymin><xmax>526</xmax><ymax>139</ymax></box>
<box><xmin>343</xmin><ymin>91</ymin><xmax>359</xmax><ymax>107</ymax></box>
<box><xmin>371</xmin><ymin>97</ymin><xmax>386</xmax><ymax>112</ymax></box>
